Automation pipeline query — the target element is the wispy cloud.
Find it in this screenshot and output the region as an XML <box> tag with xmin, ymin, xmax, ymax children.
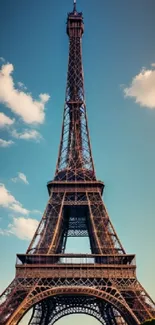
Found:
<box><xmin>17</xmin><ymin>172</ymin><xmax>29</xmax><ymax>184</ymax></box>
<box><xmin>11</xmin><ymin>172</ymin><xmax>29</xmax><ymax>185</ymax></box>
<box><xmin>123</xmin><ymin>63</ymin><xmax>155</xmax><ymax>109</ymax></box>
<box><xmin>0</xmin><ymin>183</ymin><xmax>29</xmax><ymax>215</ymax></box>
<box><xmin>0</xmin><ymin>57</ymin><xmax>5</xmax><ymax>63</ymax></box>
<box><xmin>0</xmin><ymin>229</ymin><xmax>10</xmax><ymax>236</ymax></box>
<box><xmin>31</xmin><ymin>209</ymin><xmax>42</xmax><ymax>215</ymax></box>
<box><xmin>0</xmin><ymin>112</ymin><xmax>15</xmax><ymax>128</ymax></box>
<box><xmin>0</xmin><ymin>217</ymin><xmax>39</xmax><ymax>240</ymax></box>
<box><xmin>17</xmin><ymin>81</ymin><xmax>27</xmax><ymax>90</ymax></box>
<box><xmin>0</xmin><ymin>139</ymin><xmax>14</xmax><ymax>147</ymax></box>
<box><xmin>12</xmin><ymin>129</ymin><xmax>42</xmax><ymax>142</ymax></box>
<box><xmin>0</xmin><ymin>62</ymin><xmax>50</xmax><ymax>124</ymax></box>
<box><xmin>10</xmin><ymin>203</ymin><xmax>29</xmax><ymax>215</ymax></box>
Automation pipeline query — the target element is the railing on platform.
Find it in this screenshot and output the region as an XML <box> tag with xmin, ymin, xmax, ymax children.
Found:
<box><xmin>16</xmin><ymin>254</ymin><xmax>135</xmax><ymax>266</ymax></box>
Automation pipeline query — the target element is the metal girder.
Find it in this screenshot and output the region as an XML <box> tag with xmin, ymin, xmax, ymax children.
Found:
<box><xmin>0</xmin><ymin>273</ymin><xmax>155</xmax><ymax>324</ymax></box>
<box><xmin>29</xmin><ymin>295</ymin><xmax>128</xmax><ymax>325</ymax></box>
<box><xmin>26</xmin><ymin>190</ymin><xmax>125</xmax><ymax>255</ymax></box>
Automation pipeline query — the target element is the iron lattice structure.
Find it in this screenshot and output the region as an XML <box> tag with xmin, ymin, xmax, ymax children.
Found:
<box><xmin>0</xmin><ymin>2</ymin><xmax>155</xmax><ymax>325</ymax></box>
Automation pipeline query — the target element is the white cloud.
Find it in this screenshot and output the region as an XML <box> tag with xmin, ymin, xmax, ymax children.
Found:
<box><xmin>32</xmin><ymin>209</ymin><xmax>42</xmax><ymax>215</ymax></box>
<box><xmin>0</xmin><ymin>184</ymin><xmax>16</xmax><ymax>207</ymax></box>
<box><xmin>8</xmin><ymin>217</ymin><xmax>38</xmax><ymax>240</ymax></box>
<box><xmin>39</xmin><ymin>93</ymin><xmax>50</xmax><ymax>103</ymax></box>
<box><xmin>0</xmin><ymin>229</ymin><xmax>10</xmax><ymax>236</ymax></box>
<box><xmin>18</xmin><ymin>172</ymin><xmax>29</xmax><ymax>184</ymax></box>
<box><xmin>12</xmin><ymin>129</ymin><xmax>42</xmax><ymax>141</ymax></box>
<box><xmin>124</xmin><ymin>64</ymin><xmax>155</xmax><ymax>109</ymax></box>
<box><xmin>0</xmin><ymin>183</ymin><xmax>29</xmax><ymax>215</ymax></box>
<box><xmin>11</xmin><ymin>172</ymin><xmax>29</xmax><ymax>185</ymax></box>
<box><xmin>0</xmin><ymin>138</ymin><xmax>14</xmax><ymax>147</ymax></box>
<box><xmin>0</xmin><ymin>217</ymin><xmax>39</xmax><ymax>240</ymax></box>
<box><xmin>0</xmin><ymin>63</ymin><xmax>50</xmax><ymax>124</ymax></box>
<box><xmin>0</xmin><ymin>184</ymin><xmax>40</xmax><ymax>240</ymax></box>
<box><xmin>17</xmin><ymin>81</ymin><xmax>27</xmax><ymax>90</ymax></box>
<box><xmin>0</xmin><ymin>57</ymin><xmax>5</xmax><ymax>62</ymax></box>
<box><xmin>0</xmin><ymin>112</ymin><xmax>15</xmax><ymax>128</ymax></box>
<box><xmin>10</xmin><ymin>203</ymin><xmax>29</xmax><ymax>215</ymax></box>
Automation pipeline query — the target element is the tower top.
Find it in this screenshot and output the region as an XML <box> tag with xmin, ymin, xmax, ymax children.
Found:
<box><xmin>67</xmin><ymin>0</ymin><xmax>84</xmax><ymax>37</ymax></box>
<box><xmin>73</xmin><ymin>0</ymin><xmax>77</xmax><ymax>12</ymax></box>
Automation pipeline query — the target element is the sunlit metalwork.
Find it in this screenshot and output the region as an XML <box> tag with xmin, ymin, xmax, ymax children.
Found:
<box><xmin>0</xmin><ymin>2</ymin><xmax>155</xmax><ymax>324</ymax></box>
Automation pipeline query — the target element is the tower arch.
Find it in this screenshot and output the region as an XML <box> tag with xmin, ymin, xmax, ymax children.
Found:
<box><xmin>8</xmin><ymin>287</ymin><xmax>139</xmax><ymax>325</ymax></box>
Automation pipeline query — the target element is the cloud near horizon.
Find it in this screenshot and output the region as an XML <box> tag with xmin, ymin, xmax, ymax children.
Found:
<box><xmin>0</xmin><ymin>62</ymin><xmax>50</xmax><ymax>124</ymax></box>
<box><xmin>124</xmin><ymin>63</ymin><xmax>155</xmax><ymax>109</ymax></box>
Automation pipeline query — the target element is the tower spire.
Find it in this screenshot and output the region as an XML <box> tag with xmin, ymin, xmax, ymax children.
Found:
<box><xmin>55</xmin><ymin>3</ymin><xmax>93</xmax><ymax>182</ymax></box>
<box><xmin>73</xmin><ymin>0</ymin><xmax>77</xmax><ymax>12</ymax></box>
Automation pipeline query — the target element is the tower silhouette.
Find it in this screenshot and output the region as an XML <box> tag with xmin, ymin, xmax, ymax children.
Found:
<box><xmin>0</xmin><ymin>2</ymin><xmax>155</xmax><ymax>325</ymax></box>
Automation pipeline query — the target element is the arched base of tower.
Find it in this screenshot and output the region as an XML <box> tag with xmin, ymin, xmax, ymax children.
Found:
<box><xmin>4</xmin><ymin>286</ymin><xmax>139</xmax><ymax>325</ymax></box>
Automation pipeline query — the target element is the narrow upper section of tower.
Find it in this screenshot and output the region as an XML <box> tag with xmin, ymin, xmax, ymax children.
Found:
<box><xmin>67</xmin><ymin>0</ymin><xmax>84</xmax><ymax>37</ymax></box>
<box><xmin>73</xmin><ymin>0</ymin><xmax>77</xmax><ymax>12</ymax></box>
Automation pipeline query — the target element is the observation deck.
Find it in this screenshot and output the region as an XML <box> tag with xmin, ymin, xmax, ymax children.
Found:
<box><xmin>16</xmin><ymin>254</ymin><xmax>136</xmax><ymax>280</ymax></box>
<box><xmin>47</xmin><ymin>179</ymin><xmax>104</xmax><ymax>195</ymax></box>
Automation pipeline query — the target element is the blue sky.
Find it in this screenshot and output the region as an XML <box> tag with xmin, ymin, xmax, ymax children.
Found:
<box><xmin>0</xmin><ymin>0</ymin><xmax>155</xmax><ymax>323</ymax></box>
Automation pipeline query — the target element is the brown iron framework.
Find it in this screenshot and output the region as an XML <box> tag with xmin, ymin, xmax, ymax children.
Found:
<box><xmin>0</xmin><ymin>1</ymin><xmax>155</xmax><ymax>324</ymax></box>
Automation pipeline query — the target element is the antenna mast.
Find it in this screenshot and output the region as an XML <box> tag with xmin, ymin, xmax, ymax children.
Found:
<box><xmin>73</xmin><ymin>0</ymin><xmax>77</xmax><ymax>12</ymax></box>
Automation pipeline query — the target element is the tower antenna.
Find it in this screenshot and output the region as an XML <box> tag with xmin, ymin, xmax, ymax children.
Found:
<box><xmin>73</xmin><ymin>0</ymin><xmax>77</xmax><ymax>12</ymax></box>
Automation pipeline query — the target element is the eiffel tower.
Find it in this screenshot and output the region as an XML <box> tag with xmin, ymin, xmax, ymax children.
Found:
<box><xmin>0</xmin><ymin>1</ymin><xmax>155</xmax><ymax>324</ymax></box>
